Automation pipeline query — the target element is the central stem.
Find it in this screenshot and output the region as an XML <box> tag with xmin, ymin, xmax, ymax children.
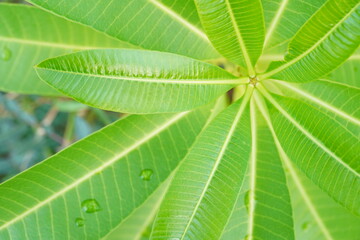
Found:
<box><xmin>249</xmin><ymin>76</ymin><xmax>259</xmax><ymax>86</ymax></box>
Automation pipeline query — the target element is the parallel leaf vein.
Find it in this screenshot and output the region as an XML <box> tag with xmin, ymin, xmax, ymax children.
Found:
<box><xmin>273</xmin><ymin>80</ymin><xmax>360</xmax><ymax>126</ymax></box>
<box><xmin>263</xmin><ymin>0</ymin><xmax>289</xmax><ymax>48</ymax></box>
<box><xmin>254</xmin><ymin>93</ymin><xmax>334</xmax><ymax>240</ymax></box>
<box><xmin>259</xmin><ymin>3</ymin><xmax>359</xmax><ymax>80</ymax></box>
<box><xmin>147</xmin><ymin>0</ymin><xmax>208</xmax><ymax>41</ymax></box>
<box><xmin>36</xmin><ymin>67</ymin><xmax>248</xmax><ymax>85</ymax></box>
<box><xmin>258</xmin><ymin>85</ymin><xmax>360</xmax><ymax>178</ymax></box>
<box><xmin>223</xmin><ymin>0</ymin><xmax>255</xmax><ymax>74</ymax></box>
<box><xmin>0</xmin><ymin>112</ymin><xmax>189</xmax><ymax>231</ymax></box>
<box><xmin>180</xmin><ymin>87</ymin><xmax>253</xmax><ymax>239</ymax></box>
<box><xmin>0</xmin><ymin>36</ymin><xmax>98</xmax><ymax>50</ymax></box>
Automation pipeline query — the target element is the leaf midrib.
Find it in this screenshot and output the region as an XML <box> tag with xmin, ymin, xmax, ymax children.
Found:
<box><xmin>349</xmin><ymin>54</ymin><xmax>360</xmax><ymax>59</ymax></box>
<box><xmin>223</xmin><ymin>0</ymin><xmax>255</xmax><ymax>75</ymax></box>
<box><xmin>257</xmin><ymin>84</ymin><xmax>360</xmax><ymax>178</ymax></box>
<box><xmin>0</xmin><ymin>36</ymin><xmax>100</xmax><ymax>50</ymax></box>
<box><xmin>282</xmin><ymin>156</ymin><xmax>334</xmax><ymax>240</ymax></box>
<box><xmin>0</xmin><ymin>112</ymin><xmax>189</xmax><ymax>231</ymax></box>
<box><xmin>101</xmin><ymin>178</ymin><xmax>170</xmax><ymax>240</ymax></box>
<box><xmin>272</xmin><ymin>80</ymin><xmax>360</xmax><ymax>126</ymax></box>
<box><xmin>254</xmin><ymin>93</ymin><xmax>334</xmax><ymax>240</ymax></box>
<box><xmin>246</xmin><ymin>98</ymin><xmax>258</xmax><ymax>239</ymax></box>
<box><xmin>180</xmin><ymin>87</ymin><xmax>253</xmax><ymax>239</ymax></box>
<box><xmin>263</xmin><ymin>0</ymin><xmax>289</xmax><ymax>49</ymax></box>
<box><xmin>148</xmin><ymin>0</ymin><xmax>208</xmax><ymax>41</ymax></box>
<box><xmin>319</xmin><ymin>78</ymin><xmax>360</xmax><ymax>91</ymax></box>
<box><xmin>259</xmin><ymin>3</ymin><xmax>359</xmax><ymax>80</ymax></box>
<box><xmin>36</xmin><ymin>67</ymin><xmax>248</xmax><ymax>85</ymax></box>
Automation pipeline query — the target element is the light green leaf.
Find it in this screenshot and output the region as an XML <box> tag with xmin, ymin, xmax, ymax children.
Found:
<box><xmin>194</xmin><ymin>0</ymin><xmax>265</xmax><ymax>74</ymax></box>
<box><xmin>0</xmin><ymin>105</ymin><xmax>214</xmax><ymax>239</ymax></box>
<box><xmin>255</xmin><ymin>100</ymin><xmax>360</xmax><ymax>240</ymax></box>
<box><xmin>260</xmin><ymin>0</ymin><xmax>326</xmax><ymax>55</ymax></box>
<box><xmin>26</xmin><ymin>0</ymin><xmax>219</xmax><ymax>60</ymax></box>
<box><xmin>258</xmin><ymin>85</ymin><xmax>360</xmax><ymax>215</ymax></box>
<box><xmin>0</xmin><ymin>3</ymin><xmax>129</xmax><ymax>96</ymax></box>
<box><xmin>221</xmin><ymin>96</ymin><xmax>294</xmax><ymax>240</ymax></box>
<box><xmin>266</xmin><ymin>79</ymin><xmax>360</xmax><ymax>138</ymax></box>
<box><xmin>151</xmin><ymin>89</ymin><xmax>253</xmax><ymax>240</ymax></box>
<box><xmin>327</xmin><ymin>49</ymin><xmax>360</xmax><ymax>88</ymax></box>
<box><xmin>35</xmin><ymin>49</ymin><xmax>245</xmax><ymax>113</ymax></box>
<box><xmin>103</xmin><ymin>180</ymin><xmax>169</xmax><ymax>240</ymax></box>
<box><xmin>288</xmin><ymin>164</ymin><xmax>360</xmax><ymax>240</ymax></box>
<box><xmin>260</xmin><ymin>0</ymin><xmax>360</xmax><ymax>82</ymax></box>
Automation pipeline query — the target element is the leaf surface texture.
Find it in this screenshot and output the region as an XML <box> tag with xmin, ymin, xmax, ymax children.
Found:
<box><xmin>261</xmin><ymin>0</ymin><xmax>360</xmax><ymax>82</ymax></box>
<box><xmin>36</xmin><ymin>49</ymin><xmax>241</xmax><ymax>113</ymax></box>
<box><xmin>27</xmin><ymin>0</ymin><xmax>219</xmax><ymax>60</ymax></box>
<box><xmin>0</xmin><ymin>4</ymin><xmax>128</xmax><ymax>96</ymax></box>
<box><xmin>151</xmin><ymin>92</ymin><xmax>252</xmax><ymax>239</ymax></box>
<box><xmin>194</xmin><ymin>0</ymin><xmax>265</xmax><ymax>73</ymax></box>
<box><xmin>0</xmin><ymin>106</ymin><xmax>213</xmax><ymax>239</ymax></box>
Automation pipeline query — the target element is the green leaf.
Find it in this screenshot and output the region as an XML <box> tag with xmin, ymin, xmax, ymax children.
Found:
<box><xmin>194</xmin><ymin>0</ymin><xmax>265</xmax><ymax>74</ymax></box>
<box><xmin>260</xmin><ymin>0</ymin><xmax>360</xmax><ymax>82</ymax></box>
<box><xmin>260</xmin><ymin>0</ymin><xmax>327</xmax><ymax>55</ymax></box>
<box><xmin>266</xmin><ymin>79</ymin><xmax>360</xmax><ymax>136</ymax></box>
<box><xmin>103</xmin><ymin>180</ymin><xmax>169</xmax><ymax>240</ymax></box>
<box><xmin>0</xmin><ymin>3</ymin><xmax>129</xmax><ymax>96</ymax></box>
<box><xmin>251</xmin><ymin>91</ymin><xmax>360</xmax><ymax>240</ymax></box>
<box><xmin>2</xmin><ymin>0</ymin><xmax>360</xmax><ymax>238</ymax></box>
<box><xmin>258</xmin><ymin>85</ymin><xmax>360</xmax><ymax>215</ymax></box>
<box><xmin>0</xmin><ymin>105</ymin><xmax>214</xmax><ymax>239</ymax></box>
<box><xmin>35</xmin><ymin>49</ymin><xmax>244</xmax><ymax>113</ymax></box>
<box><xmin>26</xmin><ymin>0</ymin><xmax>219</xmax><ymax>60</ymax></box>
<box><xmin>327</xmin><ymin>49</ymin><xmax>360</xmax><ymax>88</ymax></box>
<box><xmin>151</xmin><ymin>89</ymin><xmax>252</xmax><ymax>239</ymax></box>
<box><xmin>288</xmin><ymin>164</ymin><xmax>360</xmax><ymax>240</ymax></box>
<box><xmin>221</xmin><ymin>96</ymin><xmax>294</xmax><ymax>240</ymax></box>
<box><xmin>256</xmin><ymin>100</ymin><xmax>360</xmax><ymax>240</ymax></box>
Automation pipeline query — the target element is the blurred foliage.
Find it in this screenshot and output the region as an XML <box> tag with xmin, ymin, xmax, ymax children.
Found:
<box><xmin>0</xmin><ymin>92</ymin><xmax>122</xmax><ymax>182</ymax></box>
<box><xmin>0</xmin><ymin>0</ymin><xmax>27</xmax><ymax>3</ymax></box>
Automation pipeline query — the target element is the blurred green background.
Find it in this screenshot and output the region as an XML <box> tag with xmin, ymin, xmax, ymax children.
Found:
<box><xmin>0</xmin><ymin>0</ymin><xmax>26</xmax><ymax>3</ymax></box>
<box><xmin>0</xmin><ymin>92</ymin><xmax>122</xmax><ymax>182</ymax></box>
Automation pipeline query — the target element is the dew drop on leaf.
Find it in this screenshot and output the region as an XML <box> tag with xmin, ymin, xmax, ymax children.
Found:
<box><xmin>81</xmin><ymin>199</ymin><xmax>102</xmax><ymax>213</ymax></box>
<box><xmin>1</xmin><ymin>46</ymin><xmax>11</xmax><ymax>61</ymax></box>
<box><xmin>140</xmin><ymin>169</ymin><xmax>153</xmax><ymax>181</ymax></box>
<box><xmin>301</xmin><ymin>221</ymin><xmax>310</xmax><ymax>231</ymax></box>
<box><xmin>75</xmin><ymin>218</ymin><xmax>85</xmax><ymax>227</ymax></box>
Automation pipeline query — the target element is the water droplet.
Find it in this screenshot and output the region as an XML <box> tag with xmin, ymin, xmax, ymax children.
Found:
<box><xmin>302</xmin><ymin>221</ymin><xmax>310</xmax><ymax>231</ymax></box>
<box><xmin>75</xmin><ymin>218</ymin><xmax>85</xmax><ymax>227</ymax></box>
<box><xmin>81</xmin><ymin>199</ymin><xmax>102</xmax><ymax>213</ymax></box>
<box><xmin>140</xmin><ymin>169</ymin><xmax>153</xmax><ymax>181</ymax></box>
<box><xmin>1</xmin><ymin>46</ymin><xmax>11</xmax><ymax>61</ymax></box>
<box><xmin>244</xmin><ymin>190</ymin><xmax>250</xmax><ymax>213</ymax></box>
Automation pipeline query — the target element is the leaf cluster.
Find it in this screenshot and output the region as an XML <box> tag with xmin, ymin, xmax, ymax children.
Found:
<box><xmin>0</xmin><ymin>0</ymin><xmax>359</xmax><ymax>239</ymax></box>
